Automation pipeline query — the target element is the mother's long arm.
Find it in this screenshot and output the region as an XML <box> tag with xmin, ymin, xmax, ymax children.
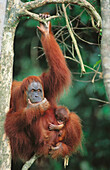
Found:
<box><xmin>39</xmin><ymin>20</ymin><xmax>71</xmax><ymax>103</ymax></box>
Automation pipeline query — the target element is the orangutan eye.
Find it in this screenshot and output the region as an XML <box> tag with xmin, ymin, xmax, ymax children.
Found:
<box><xmin>31</xmin><ymin>89</ymin><xmax>35</xmax><ymax>92</ymax></box>
<box><xmin>37</xmin><ymin>89</ymin><xmax>42</xmax><ymax>92</ymax></box>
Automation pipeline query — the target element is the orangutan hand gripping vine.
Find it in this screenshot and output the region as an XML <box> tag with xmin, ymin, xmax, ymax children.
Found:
<box><xmin>4</xmin><ymin>14</ymin><xmax>82</xmax><ymax>169</ymax></box>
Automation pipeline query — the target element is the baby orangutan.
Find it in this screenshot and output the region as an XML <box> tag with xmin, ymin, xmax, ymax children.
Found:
<box><xmin>49</xmin><ymin>106</ymin><xmax>69</xmax><ymax>140</ymax></box>
<box><xmin>49</xmin><ymin>106</ymin><xmax>82</xmax><ymax>160</ymax></box>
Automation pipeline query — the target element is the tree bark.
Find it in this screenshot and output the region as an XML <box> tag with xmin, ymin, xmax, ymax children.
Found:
<box><xmin>0</xmin><ymin>0</ymin><xmax>19</xmax><ymax>168</ymax></box>
<box><xmin>0</xmin><ymin>0</ymin><xmax>11</xmax><ymax>169</ymax></box>
<box><xmin>0</xmin><ymin>0</ymin><xmax>7</xmax><ymax>54</ymax></box>
<box><xmin>101</xmin><ymin>0</ymin><xmax>110</xmax><ymax>101</ymax></box>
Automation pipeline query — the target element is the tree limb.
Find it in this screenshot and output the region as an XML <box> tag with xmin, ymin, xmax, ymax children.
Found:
<box><xmin>22</xmin><ymin>9</ymin><xmax>59</xmax><ymax>23</ymax></box>
<box><xmin>22</xmin><ymin>155</ymin><xmax>40</xmax><ymax>170</ymax></box>
<box><xmin>21</xmin><ymin>0</ymin><xmax>101</xmax><ymax>28</ymax></box>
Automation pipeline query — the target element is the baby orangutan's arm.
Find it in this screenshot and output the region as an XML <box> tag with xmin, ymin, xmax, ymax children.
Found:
<box><xmin>49</xmin><ymin>123</ymin><xmax>64</xmax><ymax>131</ymax></box>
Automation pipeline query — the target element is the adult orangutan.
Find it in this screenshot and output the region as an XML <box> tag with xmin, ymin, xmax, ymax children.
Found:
<box><xmin>4</xmin><ymin>14</ymin><xmax>82</xmax><ymax>169</ymax></box>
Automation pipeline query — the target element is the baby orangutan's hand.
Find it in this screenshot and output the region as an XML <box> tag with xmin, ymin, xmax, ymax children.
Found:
<box><xmin>48</xmin><ymin>123</ymin><xmax>56</xmax><ymax>130</ymax></box>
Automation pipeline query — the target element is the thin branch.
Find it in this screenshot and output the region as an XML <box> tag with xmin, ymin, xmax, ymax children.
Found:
<box><xmin>89</xmin><ymin>98</ymin><xmax>110</xmax><ymax>104</ymax></box>
<box><xmin>70</xmin><ymin>9</ymin><xmax>85</xmax><ymax>23</ymax></box>
<box><xmin>65</xmin><ymin>56</ymin><xmax>102</xmax><ymax>75</ymax></box>
<box><xmin>55</xmin><ymin>35</ymin><xmax>101</xmax><ymax>76</ymax></box>
<box><xmin>92</xmin><ymin>64</ymin><xmax>101</xmax><ymax>83</ymax></box>
<box><xmin>55</xmin><ymin>26</ymin><xmax>66</xmax><ymax>37</ymax></box>
<box><xmin>55</xmin><ymin>25</ymin><xmax>98</xmax><ymax>46</ymax></box>
<box><xmin>90</xmin><ymin>15</ymin><xmax>99</xmax><ymax>30</ymax></box>
<box><xmin>22</xmin><ymin>0</ymin><xmax>101</xmax><ymax>28</ymax></box>
<box><xmin>22</xmin><ymin>9</ymin><xmax>59</xmax><ymax>23</ymax></box>
<box><xmin>22</xmin><ymin>155</ymin><xmax>40</xmax><ymax>170</ymax></box>
<box><xmin>73</xmin><ymin>31</ymin><xmax>99</xmax><ymax>45</ymax></box>
<box><xmin>34</xmin><ymin>39</ymin><xmax>102</xmax><ymax>77</ymax></box>
<box><xmin>62</xmin><ymin>4</ymin><xmax>86</xmax><ymax>73</ymax></box>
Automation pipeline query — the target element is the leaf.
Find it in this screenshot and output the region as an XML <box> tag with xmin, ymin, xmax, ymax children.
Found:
<box><xmin>93</xmin><ymin>59</ymin><xmax>101</xmax><ymax>68</ymax></box>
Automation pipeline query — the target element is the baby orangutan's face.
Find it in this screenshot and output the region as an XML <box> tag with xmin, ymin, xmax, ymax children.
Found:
<box><xmin>55</xmin><ymin>107</ymin><xmax>69</xmax><ymax>124</ymax></box>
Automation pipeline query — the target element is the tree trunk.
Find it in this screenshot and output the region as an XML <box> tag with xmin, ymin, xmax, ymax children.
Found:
<box><xmin>101</xmin><ymin>0</ymin><xmax>110</xmax><ymax>101</ymax></box>
<box><xmin>0</xmin><ymin>0</ymin><xmax>11</xmax><ymax>169</ymax></box>
<box><xmin>0</xmin><ymin>0</ymin><xmax>19</xmax><ymax>168</ymax></box>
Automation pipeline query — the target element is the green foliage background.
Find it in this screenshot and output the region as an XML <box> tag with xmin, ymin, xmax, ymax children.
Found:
<box><xmin>13</xmin><ymin>0</ymin><xmax>110</xmax><ymax>169</ymax></box>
